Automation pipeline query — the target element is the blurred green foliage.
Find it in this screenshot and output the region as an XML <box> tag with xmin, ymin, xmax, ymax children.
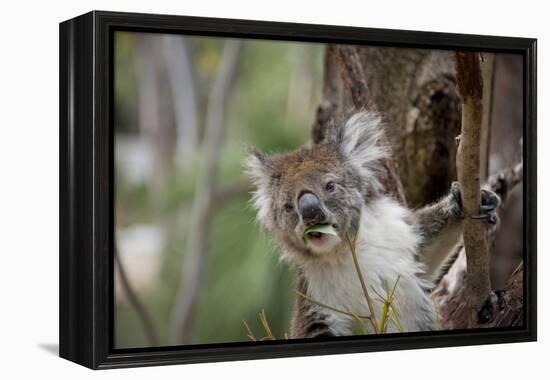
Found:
<box><xmin>114</xmin><ymin>32</ymin><xmax>323</xmax><ymax>348</ymax></box>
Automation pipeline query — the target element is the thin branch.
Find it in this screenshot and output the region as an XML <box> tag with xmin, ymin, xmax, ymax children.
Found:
<box><xmin>381</xmin><ymin>156</ymin><xmax>408</xmax><ymax>207</ymax></box>
<box><xmin>345</xmin><ymin>232</ymin><xmax>379</xmax><ymax>332</ymax></box>
<box><xmin>379</xmin><ymin>275</ymin><xmax>401</xmax><ymax>333</ymax></box>
<box><xmin>434</xmin><ymin>159</ymin><xmax>523</xmax><ymax>290</ymax></box>
<box><xmin>259</xmin><ymin>309</ymin><xmax>276</xmax><ymax>340</ymax></box>
<box><xmin>454</xmin><ymin>51</ymin><xmax>492</xmax><ymax>328</ymax></box>
<box><xmin>207</xmin><ymin>177</ymin><xmax>253</xmax><ymax>219</ymax></box>
<box><xmin>162</xmin><ymin>35</ymin><xmax>199</xmax><ymax>165</ymax></box>
<box><xmin>479</xmin><ymin>53</ymin><xmax>496</xmax><ymax>180</ymax></box>
<box><xmin>170</xmin><ymin>40</ymin><xmax>242</xmax><ymax>344</ymax></box>
<box><xmin>348</xmin><ymin>309</ymin><xmax>370</xmax><ymax>333</ymax></box>
<box><xmin>135</xmin><ymin>35</ymin><xmax>176</xmax><ymax>196</ymax></box>
<box><xmin>335</xmin><ymin>46</ymin><xmax>371</xmax><ymax>108</ymax></box>
<box><xmin>114</xmin><ymin>246</ymin><xmax>159</xmax><ymax>346</ymax></box>
<box><xmin>293</xmin><ymin>290</ymin><xmax>371</xmax><ymax>320</ymax></box>
<box><xmin>487</xmin><ymin>161</ymin><xmax>523</xmax><ymax>203</ymax></box>
<box><xmin>388</xmin><ymin>307</ymin><xmax>404</xmax><ymax>332</ymax></box>
<box><xmin>242</xmin><ymin>320</ymin><xmax>257</xmax><ymax>341</ymax></box>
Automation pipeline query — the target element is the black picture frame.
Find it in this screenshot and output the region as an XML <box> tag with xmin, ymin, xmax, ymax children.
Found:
<box><xmin>59</xmin><ymin>10</ymin><xmax>537</xmax><ymax>370</ymax></box>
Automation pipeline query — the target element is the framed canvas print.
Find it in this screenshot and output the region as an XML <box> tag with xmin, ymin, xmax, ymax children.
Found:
<box><xmin>59</xmin><ymin>11</ymin><xmax>537</xmax><ymax>369</ymax></box>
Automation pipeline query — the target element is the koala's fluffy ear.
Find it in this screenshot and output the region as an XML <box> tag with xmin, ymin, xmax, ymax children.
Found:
<box><xmin>327</xmin><ymin>111</ymin><xmax>388</xmax><ymax>190</ymax></box>
<box><xmin>245</xmin><ymin>147</ymin><xmax>276</xmax><ymax>227</ymax></box>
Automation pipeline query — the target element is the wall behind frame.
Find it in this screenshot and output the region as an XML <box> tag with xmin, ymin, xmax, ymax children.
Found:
<box><xmin>0</xmin><ymin>0</ymin><xmax>546</xmax><ymax>379</ymax></box>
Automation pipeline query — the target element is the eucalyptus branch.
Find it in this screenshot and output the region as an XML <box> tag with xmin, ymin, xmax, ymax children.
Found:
<box><xmin>259</xmin><ymin>309</ymin><xmax>276</xmax><ymax>340</ymax></box>
<box><xmin>454</xmin><ymin>51</ymin><xmax>492</xmax><ymax>327</ymax></box>
<box><xmin>114</xmin><ymin>246</ymin><xmax>159</xmax><ymax>346</ymax></box>
<box><xmin>345</xmin><ymin>231</ymin><xmax>379</xmax><ymax>332</ymax></box>
<box><xmin>379</xmin><ymin>275</ymin><xmax>401</xmax><ymax>333</ymax></box>
<box><xmin>293</xmin><ymin>290</ymin><xmax>371</xmax><ymax>320</ymax></box>
<box><xmin>242</xmin><ymin>320</ymin><xmax>257</xmax><ymax>341</ymax></box>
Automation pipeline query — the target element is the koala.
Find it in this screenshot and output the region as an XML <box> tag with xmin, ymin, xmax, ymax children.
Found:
<box><xmin>246</xmin><ymin>111</ymin><xmax>500</xmax><ymax>338</ymax></box>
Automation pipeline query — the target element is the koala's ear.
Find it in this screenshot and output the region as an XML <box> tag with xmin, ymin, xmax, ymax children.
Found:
<box><xmin>246</xmin><ymin>147</ymin><xmax>275</xmax><ymax>184</ymax></box>
<box><xmin>245</xmin><ymin>147</ymin><xmax>276</xmax><ymax>226</ymax></box>
<box><xmin>327</xmin><ymin>111</ymin><xmax>388</xmax><ymax>186</ymax></box>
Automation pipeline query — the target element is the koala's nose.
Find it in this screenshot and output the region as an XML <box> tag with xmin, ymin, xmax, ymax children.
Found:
<box><xmin>298</xmin><ymin>192</ymin><xmax>325</xmax><ymax>226</ymax></box>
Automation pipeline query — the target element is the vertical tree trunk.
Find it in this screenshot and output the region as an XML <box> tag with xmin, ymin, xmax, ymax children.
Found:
<box><xmin>434</xmin><ymin>162</ymin><xmax>523</xmax><ymax>329</ymax></box>
<box><xmin>314</xmin><ymin>45</ymin><xmax>462</xmax><ymax>207</ymax></box>
<box><xmin>162</xmin><ymin>35</ymin><xmax>199</xmax><ymax>167</ymax></box>
<box><xmin>454</xmin><ymin>52</ymin><xmax>492</xmax><ymax>328</ymax></box>
<box><xmin>135</xmin><ymin>34</ymin><xmax>177</xmax><ymax>201</ymax></box>
<box><xmin>170</xmin><ymin>40</ymin><xmax>242</xmax><ymax>344</ymax></box>
<box><xmin>313</xmin><ymin>44</ymin><xmax>523</xmax><ymax>329</ymax></box>
<box><xmin>358</xmin><ymin>47</ymin><xmax>463</xmax><ymax>208</ymax></box>
<box><xmin>479</xmin><ymin>53</ymin><xmax>496</xmax><ymax>181</ymax></box>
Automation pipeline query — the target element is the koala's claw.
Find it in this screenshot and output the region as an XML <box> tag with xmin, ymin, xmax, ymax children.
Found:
<box><xmin>450</xmin><ymin>182</ymin><xmax>500</xmax><ymax>225</ymax></box>
<box><xmin>472</xmin><ymin>189</ymin><xmax>500</xmax><ymax>225</ymax></box>
<box><xmin>471</xmin><ymin>213</ymin><xmax>498</xmax><ymax>224</ymax></box>
<box><xmin>450</xmin><ymin>182</ymin><xmax>462</xmax><ymax>207</ymax></box>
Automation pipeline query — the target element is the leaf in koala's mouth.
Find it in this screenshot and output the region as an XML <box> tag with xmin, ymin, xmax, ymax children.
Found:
<box><xmin>304</xmin><ymin>224</ymin><xmax>338</xmax><ymax>242</ymax></box>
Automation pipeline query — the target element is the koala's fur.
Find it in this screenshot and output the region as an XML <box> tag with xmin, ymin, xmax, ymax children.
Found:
<box><xmin>246</xmin><ymin>111</ymin><xmax>498</xmax><ymax>338</ymax></box>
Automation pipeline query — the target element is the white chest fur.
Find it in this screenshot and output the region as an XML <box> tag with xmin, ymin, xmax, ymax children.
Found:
<box><xmin>302</xmin><ymin>198</ymin><xmax>436</xmax><ymax>335</ymax></box>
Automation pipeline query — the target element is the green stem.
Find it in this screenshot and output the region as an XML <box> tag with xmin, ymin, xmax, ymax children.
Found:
<box><xmin>379</xmin><ymin>303</ymin><xmax>390</xmax><ymax>333</ymax></box>
<box><xmin>378</xmin><ymin>275</ymin><xmax>401</xmax><ymax>333</ymax></box>
<box><xmin>345</xmin><ymin>231</ymin><xmax>379</xmax><ymax>332</ymax></box>
<box><xmin>259</xmin><ymin>309</ymin><xmax>275</xmax><ymax>340</ymax></box>
<box><xmin>242</xmin><ymin>320</ymin><xmax>257</xmax><ymax>341</ymax></box>
<box><xmin>294</xmin><ymin>290</ymin><xmax>371</xmax><ymax>320</ymax></box>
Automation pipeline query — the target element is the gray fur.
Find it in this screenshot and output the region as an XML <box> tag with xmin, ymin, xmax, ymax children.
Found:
<box><xmin>246</xmin><ymin>111</ymin><xmax>500</xmax><ymax>338</ymax></box>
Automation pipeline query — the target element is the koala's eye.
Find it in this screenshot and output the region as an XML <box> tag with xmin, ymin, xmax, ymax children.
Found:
<box><xmin>284</xmin><ymin>204</ymin><xmax>294</xmax><ymax>213</ymax></box>
<box><xmin>325</xmin><ymin>181</ymin><xmax>335</xmax><ymax>192</ymax></box>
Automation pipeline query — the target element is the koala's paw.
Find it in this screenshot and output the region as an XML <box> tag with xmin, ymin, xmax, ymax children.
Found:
<box><xmin>450</xmin><ymin>182</ymin><xmax>500</xmax><ymax>225</ymax></box>
<box><xmin>477</xmin><ymin>188</ymin><xmax>501</xmax><ymax>225</ymax></box>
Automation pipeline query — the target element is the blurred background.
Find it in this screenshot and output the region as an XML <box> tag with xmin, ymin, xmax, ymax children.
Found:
<box><xmin>114</xmin><ymin>32</ymin><xmax>524</xmax><ymax>348</ymax></box>
<box><xmin>114</xmin><ymin>32</ymin><xmax>324</xmax><ymax>348</ymax></box>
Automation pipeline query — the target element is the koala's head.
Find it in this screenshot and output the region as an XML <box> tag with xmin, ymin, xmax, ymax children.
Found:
<box><xmin>246</xmin><ymin>112</ymin><xmax>388</xmax><ymax>265</ymax></box>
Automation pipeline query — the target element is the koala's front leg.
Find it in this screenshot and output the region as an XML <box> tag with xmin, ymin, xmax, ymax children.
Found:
<box><xmin>290</xmin><ymin>304</ymin><xmax>335</xmax><ymax>339</ymax></box>
<box><xmin>290</xmin><ymin>277</ymin><xmax>335</xmax><ymax>339</ymax></box>
<box><xmin>415</xmin><ymin>182</ymin><xmax>500</xmax><ymax>280</ymax></box>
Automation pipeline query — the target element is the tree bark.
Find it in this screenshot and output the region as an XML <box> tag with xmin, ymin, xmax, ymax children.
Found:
<box><xmin>479</xmin><ymin>53</ymin><xmax>496</xmax><ymax>181</ymax></box>
<box><xmin>313</xmin><ymin>46</ymin><xmax>463</xmax><ymax>207</ymax></box>
<box><xmin>313</xmin><ymin>45</ymin><xmax>523</xmax><ymax>330</ymax></box>
<box><xmin>454</xmin><ymin>52</ymin><xmax>492</xmax><ymax>328</ymax></box>
<box><xmin>358</xmin><ymin>47</ymin><xmax>462</xmax><ymax>207</ymax></box>
<box><xmin>434</xmin><ymin>161</ymin><xmax>523</xmax><ymax>329</ymax></box>
<box><xmin>313</xmin><ymin>45</ymin><xmax>407</xmax><ymax>205</ymax></box>
<box><xmin>435</xmin><ymin>261</ymin><xmax>523</xmax><ymax>329</ymax></box>
<box><xmin>312</xmin><ymin>45</ymin><xmax>342</xmax><ymax>144</ymax></box>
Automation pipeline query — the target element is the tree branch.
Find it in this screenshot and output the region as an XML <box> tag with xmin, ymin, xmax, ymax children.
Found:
<box><xmin>335</xmin><ymin>46</ymin><xmax>371</xmax><ymax>109</ymax></box>
<box><xmin>434</xmin><ymin>159</ymin><xmax>523</xmax><ymax>328</ymax></box>
<box><xmin>334</xmin><ymin>45</ymin><xmax>407</xmax><ymax>205</ymax></box>
<box><xmin>114</xmin><ymin>246</ymin><xmax>159</xmax><ymax>346</ymax></box>
<box><xmin>170</xmin><ymin>40</ymin><xmax>242</xmax><ymax>344</ymax></box>
<box><xmin>479</xmin><ymin>53</ymin><xmax>496</xmax><ymax>181</ymax></box>
<box><xmin>487</xmin><ymin>161</ymin><xmax>523</xmax><ymax>203</ymax></box>
<box><xmin>162</xmin><ymin>35</ymin><xmax>199</xmax><ymax>165</ymax></box>
<box><xmin>312</xmin><ymin>45</ymin><xmax>340</xmax><ymax>144</ymax></box>
<box><xmin>454</xmin><ymin>51</ymin><xmax>492</xmax><ymax>328</ymax></box>
<box><xmin>207</xmin><ymin>177</ymin><xmax>253</xmax><ymax>220</ymax></box>
<box><xmin>486</xmin><ymin>262</ymin><xmax>523</xmax><ymax>327</ymax></box>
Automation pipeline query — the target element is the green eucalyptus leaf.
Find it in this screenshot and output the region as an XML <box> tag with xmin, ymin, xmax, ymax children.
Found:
<box><xmin>304</xmin><ymin>224</ymin><xmax>337</xmax><ymax>242</ymax></box>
